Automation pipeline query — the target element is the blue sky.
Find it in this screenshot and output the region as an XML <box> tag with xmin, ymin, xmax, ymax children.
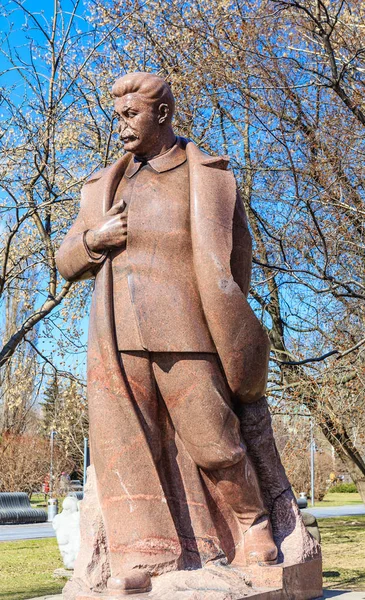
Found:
<box><xmin>0</xmin><ymin>1</ymin><xmax>91</xmax><ymax>383</ymax></box>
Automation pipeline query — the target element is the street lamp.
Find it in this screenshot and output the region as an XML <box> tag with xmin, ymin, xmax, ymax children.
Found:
<box><xmin>83</xmin><ymin>437</ymin><xmax>89</xmax><ymax>490</ymax></box>
<box><xmin>310</xmin><ymin>418</ymin><xmax>315</xmax><ymax>507</ymax></box>
<box><xmin>48</xmin><ymin>429</ymin><xmax>58</xmax><ymax>521</ymax></box>
<box><xmin>49</xmin><ymin>429</ymin><xmax>56</xmax><ymax>496</ymax></box>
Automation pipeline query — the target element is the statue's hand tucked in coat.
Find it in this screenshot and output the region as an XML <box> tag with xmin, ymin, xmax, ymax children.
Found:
<box><xmin>85</xmin><ymin>199</ymin><xmax>127</xmax><ymax>252</ymax></box>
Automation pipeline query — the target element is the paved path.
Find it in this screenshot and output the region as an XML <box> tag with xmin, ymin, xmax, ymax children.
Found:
<box><xmin>0</xmin><ymin>521</ymin><xmax>55</xmax><ymax>541</ymax></box>
<box><xmin>323</xmin><ymin>592</ymin><xmax>365</xmax><ymax>599</ymax></box>
<box><xmin>303</xmin><ymin>504</ymin><xmax>365</xmax><ymax>519</ymax></box>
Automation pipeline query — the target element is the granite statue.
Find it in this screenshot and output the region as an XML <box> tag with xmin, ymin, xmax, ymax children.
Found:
<box><xmin>56</xmin><ymin>72</ymin><xmax>322</xmax><ymax>599</ymax></box>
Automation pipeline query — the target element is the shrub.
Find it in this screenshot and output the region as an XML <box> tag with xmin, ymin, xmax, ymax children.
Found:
<box><xmin>328</xmin><ymin>482</ymin><xmax>357</xmax><ymax>493</ymax></box>
<box><xmin>0</xmin><ymin>433</ymin><xmax>73</xmax><ymax>496</ymax></box>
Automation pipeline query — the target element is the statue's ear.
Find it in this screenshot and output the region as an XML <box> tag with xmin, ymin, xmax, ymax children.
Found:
<box><xmin>158</xmin><ymin>103</ymin><xmax>169</xmax><ymax>124</ymax></box>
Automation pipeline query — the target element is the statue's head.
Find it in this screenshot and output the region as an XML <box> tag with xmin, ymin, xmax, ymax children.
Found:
<box><xmin>112</xmin><ymin>72</ymin><xmax>175</xmax><ymax>158</ymax></box>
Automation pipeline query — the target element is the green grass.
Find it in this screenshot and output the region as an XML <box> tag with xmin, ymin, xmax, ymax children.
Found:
<box><xmin>320</xmin><ymin>515</ymin><xmax>365</xmax><ymax>590</ymax></box>
<box><xmin>30</xmin><ymin>493</ymin><xmax>47</xmax><ymax>509</ymax></box>
<box><xmin>0</xmin><ymin>538</ymin><xmax>66</xmax><ymax>600</ymax></box>
<box><xmin>30</xmin><ymin>494</ymin><xmax>66</xmax><ymax>510</ymax></box>
<box><xmin>314</xmin><ymin>491</ymin><xmax>363</xmax><ymax>507</ymax></box>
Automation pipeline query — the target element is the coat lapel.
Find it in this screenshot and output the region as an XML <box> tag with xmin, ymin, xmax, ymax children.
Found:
<box><xmin>95</xmin><ymin>153</ymin><xmax>132</xmax><ymax>351</ymax></box>
<box><xmin>81</xmin><ymin>154</ymin><xmax>132</xmax><ymax>231</ymax></box>
<box><xmin>102</xmin><ymin>153</ymin><xmax>132</xmax><ymax>214</ymax></box>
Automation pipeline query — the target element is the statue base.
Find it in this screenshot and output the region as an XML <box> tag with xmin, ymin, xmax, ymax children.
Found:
<box><xmin>75</xmin><ymin>558</ymin><xmax>322</xmax><ymax>600</ymax></box>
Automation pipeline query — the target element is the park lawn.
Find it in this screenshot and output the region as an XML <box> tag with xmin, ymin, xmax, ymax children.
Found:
<box><xmin>315</xmin><ymin>492</ymin><xmax>363</xmax><ymax>507</ymax></box>
<box><xmin>30</xmin><ymin>493</ymin><xmax>48</xmax><ymax>509</ymax></box>
<box><xmin>0</xmin><ymin>538</ymin><xmax>66</xmax><ymax>600</ymax></box>
<box><xmin>30</xmin><ymin>494</ymin><xmax>67</xmax><ymax>510</ymax></box>
<box><xmin>320</xmin><ymin>515</ymin><xmax>365</xmax><ymax>590</ymax></box>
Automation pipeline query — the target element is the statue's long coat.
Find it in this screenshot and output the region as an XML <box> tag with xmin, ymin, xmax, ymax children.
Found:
<box><xmin>56</xmin><ymin>140</ymin><xmax>271</xmax><ymax>572</ymax></box>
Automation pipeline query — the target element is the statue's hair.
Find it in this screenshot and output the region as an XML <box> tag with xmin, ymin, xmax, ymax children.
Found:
<box><xmin>112</xmin><ymin>72</ymin><xmax>175</xmax><ymax>120</ymax></box>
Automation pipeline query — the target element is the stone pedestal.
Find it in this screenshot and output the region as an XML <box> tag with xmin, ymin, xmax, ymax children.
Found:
<box><xmin>64</xmin><ymin>465</ymin><xmax>322</xmax><ymax>600</ymax></box>
<box><xmin>75</xmin><ymin>558</ymin><xmax>322</xmax><ymax>600</ymax></box>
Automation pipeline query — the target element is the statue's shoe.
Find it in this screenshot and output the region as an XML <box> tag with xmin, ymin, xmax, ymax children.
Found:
<box><xmin>107</xmin><ymin>569</ymin><xmax>152</xmax><ymax>595</ymax></box>
<box><xmin>233</xmin><ymin>516</ymin><xmax>278</xmax><ymax>567</ymax></box>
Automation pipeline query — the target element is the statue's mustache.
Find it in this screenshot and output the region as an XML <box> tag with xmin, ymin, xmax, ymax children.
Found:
<box><xmin>120</xmin><ymin>128</ymin><xmax>139</xmax><ymax>140</ymax></box>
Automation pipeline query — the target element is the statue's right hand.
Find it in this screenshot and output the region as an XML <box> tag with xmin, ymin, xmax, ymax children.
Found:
<box><xmin>85</xmin><ymin>200</ymin><xmax>127</xmax><ymax>252</ymax></box>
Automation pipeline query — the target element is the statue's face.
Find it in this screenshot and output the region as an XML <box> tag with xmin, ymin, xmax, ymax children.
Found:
<box><xmin>115</xmin><ymin>93</ymin><xmax>162</xmax><ymax>158</ymax></box>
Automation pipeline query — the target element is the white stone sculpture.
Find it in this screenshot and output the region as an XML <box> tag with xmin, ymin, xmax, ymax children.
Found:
<box><xmin>53</xmin><ymin>495</ymin><xmax>81</xmax><ymax>569</ymax></box>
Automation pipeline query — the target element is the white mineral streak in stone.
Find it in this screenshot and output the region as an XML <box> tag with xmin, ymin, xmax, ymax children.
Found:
<box><xmin>53</xmin><ymin>496</ymin><xmax>81</xmax><ymax>569</ymax></box>
<box><xmin>115</xmin><ymin>469</ymin><xmax>135</xmax><ymax>513</ymax></box>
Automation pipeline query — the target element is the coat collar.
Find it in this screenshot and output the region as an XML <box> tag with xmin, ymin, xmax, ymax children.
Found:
<box><xmin>184</xmin><ymin>139</ymin><xmax>230</xmax><ymax>171</ymax></box>
<box><xmin>124</xmin><ymin>138</ymin><xmax>187</xmax><ymax>178</ymax></box>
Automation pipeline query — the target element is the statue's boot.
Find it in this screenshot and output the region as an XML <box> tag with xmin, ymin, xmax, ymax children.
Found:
<box><xmin>239</xmin><ymin>515</ymin><xmax>278</xmax><ymax>566</ymax></box>
<box><xmin>209</xmin><ymin>453</ymin><xmax>278</xmax><ymax>566</ymax></box>
<box><xmin>107</xmin><ymin>569</ymin><xmax>152</xmax><ymax>596</ymax></box>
